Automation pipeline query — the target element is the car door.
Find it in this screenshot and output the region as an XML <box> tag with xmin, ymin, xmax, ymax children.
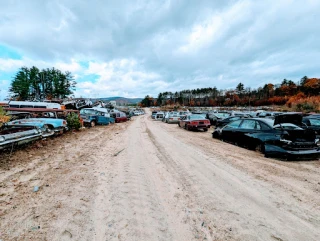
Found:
<box><xmin>179</xmin><ymin>116</ymin><xmax>186</xmax><ymax>127</ymax></box>
<box><xmin>308</xmin><ymin>118</ymin><xmax>320</xmax><ymax>135</ymax></box>
<box><xmin>237</xmin><ymin>119</ymin><xmax>259</xmax><ymax>146</ymax></box>
<box><xmin>221</xmin><ymin>119</ymin><xmax>242</xmax><ymax>141</ymax></box>
<box><xmin>183</xmin><ymin>116</ymin><xmax>191</xmax><ymax>128</ymax></box>
<box><xmin>97</xmin><ymin>112</ymin><xmax>107</xmax><ymax>124</ymax></box>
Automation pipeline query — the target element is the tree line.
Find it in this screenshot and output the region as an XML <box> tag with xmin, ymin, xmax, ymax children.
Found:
<box><xmin>9</xmin><ymin>66</ymin><xmax>76</xmax><ymax>101</ymax></box>
<box><xmin>141</xmin><ymin>76</ymin><xmax>320</xmax><ymax>110</ymax></box>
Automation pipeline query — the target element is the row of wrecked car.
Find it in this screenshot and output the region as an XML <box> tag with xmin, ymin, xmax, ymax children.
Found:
<box><xmin>152</xmin><ymin>110</ymin><xmax>320</xmax><ymax>159</ymax></box>
<box><xmin>0</xmin><ymin>102</ymin><xmax>134</xmax><ymax>151</ymax></box>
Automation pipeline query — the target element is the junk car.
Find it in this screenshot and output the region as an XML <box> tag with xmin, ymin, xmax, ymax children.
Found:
<box><xmin>212</xmin><ymin>117</ymin><xmax>320</xmax><ymax>158</ymax></box>
<box><xmin>151</xmin><ymin>111</ymin><xmax>158</xmax><ymax>119</ymax></box>
<box><xmin>216</xmin><ymin>116</ymin><xmax>245</xmax><ymax>128</ymax></box>
<box><xmin>164</xmin><ymin>112</ymin><xmax>180</xmax><ymax>124</ymax></box>
<box><xmin>179</xmin><ymin>114</ymin><xmax>211</xmax><ymax>131</ymax></box>
<box><xmin>154</xmin><ymin>112</ymin><xmax>165</xmax><ymax>120</ymax></box>
<box><xmin>111</xmin><ymin>112</ymin><xmax>128</xmax><ymax>123</ymax></box>
<box><xmin>0</xmin><ymin>126</ymin><xmax>42</xmax><ymax>151</ymax></box>
<box><xmin>206</xmin><ymin>112</ymin><xmax>230</xmax><ymax>125</ymax></box>
<box><xmin>6</xmin><ymin>118</ymin><xmax>65</xmax><ymax>137</ymax></box>
<box><xmin>80</xmin><ymin>108</ymin><xmax>115</xmax><ymax>127</ymax></box>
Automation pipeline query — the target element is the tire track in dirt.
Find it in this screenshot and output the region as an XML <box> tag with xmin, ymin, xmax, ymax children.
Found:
<box><xmin>92</xmin><ymin>117</ymin><xmax>178</xmax><ymax>241</ymax></box>
<box><xmin>144</xmin><ymin>112</ymin><xmax>320</xmax><ymax>241</ymax></box>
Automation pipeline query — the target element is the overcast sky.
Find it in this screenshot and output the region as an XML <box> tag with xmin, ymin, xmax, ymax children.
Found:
<box><xmin>0</xmin><ymin>0</ymin><xmax>319</xmax><ymax>100</ymax></box>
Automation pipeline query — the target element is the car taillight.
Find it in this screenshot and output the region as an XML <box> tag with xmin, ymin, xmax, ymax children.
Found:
<box><xmin>170</xmin><ymin>118</ymin><xmax>173</xmax><ymax>120</ymax></box>
<box><xmin>191</xmin><ymin>121</ymin><xmax>198</xmax><ymax>125</ymax></box>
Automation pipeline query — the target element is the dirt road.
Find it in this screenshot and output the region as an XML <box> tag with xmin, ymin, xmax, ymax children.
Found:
<box><xmin>1</xmin><ymin>109</ymin><xmax>320</xmax><ymax>241</ymax></box>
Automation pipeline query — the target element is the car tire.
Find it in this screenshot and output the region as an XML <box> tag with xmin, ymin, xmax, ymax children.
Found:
<box><xmin>178</xmin><ymin>123</ymin><xmax>181</xmax><ymax>127</ymax></box>
<box><xmin>256</xmin><ymin>142</ymin><xmax>265</xmax><ymax>154</ymax></box>
<box><xmin>204</xmin><ymin>128</ymin><xmax>208</xmax><ymax>132</ymax></box>
<box><xmin>90</xmin><ymin>121</ymin><xmax>96</xmax><ymax>127</ymax></box>
<box><xmin>185</xmin><ymin>124</ymin><xmax>188</xmax><ymax>130</ymax></box>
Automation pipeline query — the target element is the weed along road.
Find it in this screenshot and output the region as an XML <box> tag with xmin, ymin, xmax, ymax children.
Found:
<box><xmin>1</xmin><ymin>109</ymin><xmax>320</xmax><ymax>241</ymax></box>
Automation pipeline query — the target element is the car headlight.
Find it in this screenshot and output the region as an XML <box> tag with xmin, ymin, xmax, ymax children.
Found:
<box><xmin>0</xmin><ymin>136</ymin><xmax>5</xmax><ymax>142</ymax></box>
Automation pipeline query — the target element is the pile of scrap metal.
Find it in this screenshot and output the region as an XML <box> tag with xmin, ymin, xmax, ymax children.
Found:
<box><xmin>62</xmin><ymin>98</ymin><xmax>93</xmax><ymax>110</ymax></box>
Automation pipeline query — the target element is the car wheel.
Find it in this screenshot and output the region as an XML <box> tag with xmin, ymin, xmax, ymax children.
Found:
<box><xmin>185</xmin><ymin>124</ymin><xmax>188</xmax><ymax>130</ymax></box>
<box><xmin>90</xmin><ymin>121</ymin><xmax>96</xmax><ymax>127</ymax></box>
<box><xmin>203</xmin><ymin>128</ymin><xmax>208</xmax><ymax>132</ymax></box>
<box><xmin>178</xmin><ymin>122</ymin><xmax>181</xmax><ymax>127</ymax></box>
<box><xmin>43</xmin><ymin>124</ymin><xmax>50</xmax><ymax>132</ymax></box>
<box><xmin>256</xmin><ymin>142</ymin><xmax>265</xmax><ymax>154</ymax></box>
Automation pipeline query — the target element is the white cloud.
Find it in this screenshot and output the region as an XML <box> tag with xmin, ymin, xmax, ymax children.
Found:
<box><xmin>0</xmin><ymin>58</ymin><xmax>24</xmax><ymax>71</ymax></box>
<box><xmin>76</xmin><ymin>59</ymin><xmax>163</xmax><ymax>98</ymax></box>
<box><xmin>0</xmin><ymin>0</ymin><xmax>319</xmax><ymax>100</ymax></box>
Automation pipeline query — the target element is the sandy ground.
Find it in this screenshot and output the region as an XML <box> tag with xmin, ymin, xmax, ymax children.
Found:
<box><xmin>0</xmin><ymin>108</ymin><xmax>320</xmax><ymax>241</ymax></box>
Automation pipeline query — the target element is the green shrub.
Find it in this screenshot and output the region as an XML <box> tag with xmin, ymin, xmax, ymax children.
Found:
<box><xmin>0</xmin><ymin>106</ymin><xmax>9</xmax><ymax>128</ymax></box>
<box><xmin>66</xmin><ymin>112</ymin><xmax>81</xmax><ymax>130</ymax></box>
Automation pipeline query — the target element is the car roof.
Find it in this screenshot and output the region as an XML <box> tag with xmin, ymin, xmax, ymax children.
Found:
<box><xmin>248</xmin><ymin>118</ymin><xmax>274</xmax><ymax>127</ymax></box>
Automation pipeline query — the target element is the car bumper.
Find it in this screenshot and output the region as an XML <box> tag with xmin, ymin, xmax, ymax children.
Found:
<box><xmin>168</xmin><ymin>120</ymin><xmax>180</xmax><ymax>123</ymax></box>
<box><xmin>189</xmin><ymin>125</ymin><xmax>211</xmax><ymax>130</ymax></box>
<box><xmin>265</xmin><ymin>144</ymin><xmax>320</xmax><ymax>157</ymax></box>
<box><xmin>0</xmin><ymin>134</ymin><xmax>42</xmax><ymax>150</ymax></box>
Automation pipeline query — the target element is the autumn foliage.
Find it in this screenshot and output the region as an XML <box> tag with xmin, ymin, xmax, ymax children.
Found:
<box><xmin>0</xmin><ymin>106</ymin><xmax>10</xmax><ymax>127</ymax></box>
<box><xmin>143</xmin><ymin>77</ymin><xmax>319</xmax><ymax>112</ymax></box>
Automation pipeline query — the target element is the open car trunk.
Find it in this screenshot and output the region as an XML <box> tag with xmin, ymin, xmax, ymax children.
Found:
<box><xmin>274</xmin><ymin>113</ymin><xmax>303</xmax><ymax>126</ymax></box>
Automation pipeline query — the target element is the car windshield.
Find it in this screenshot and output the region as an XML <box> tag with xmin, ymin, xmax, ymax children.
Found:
<box><xmin>309</xmin><ymin>118</ymin><xmax>320</xmax><ymax>126</ymax></box>
<box><xmin>215</xmin><ymin>113</ymin><xmax>230</xmax><ymax>118</ymax></box>
<box><xmin>80</xmin><ymin>109</ymin><xmax>97</xmax><ymax>115</ymax></box>
<box><xmin>261</xmin><ymin>119</ymin><xmax>275</xmax><ymax>127</ymax></box>
<box><xmin>189</xmin><ymin>115</ymin><xmax>206</xmax><ymax>120</ymax></box>
<box><xmin>179</xmin><ymin>112</ymin><xmax>188</xmax><ymax>115</ymax></box>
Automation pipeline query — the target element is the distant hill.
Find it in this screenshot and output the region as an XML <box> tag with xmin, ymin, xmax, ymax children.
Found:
<box><xmin>95</xmin><ymin>97</ymin><xmax>143</xmax><ymax>105</ymax></box>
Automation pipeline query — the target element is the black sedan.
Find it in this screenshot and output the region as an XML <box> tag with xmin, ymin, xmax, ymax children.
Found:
<box><xmin>213</xmin><ymin>118</ymin><xmax>320</xmax><ymax>158</ymax></box>
<box><xmin>206</xmin><ymin>112</ymin><xmax>230</xmax><ymax>125</ymax></box>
